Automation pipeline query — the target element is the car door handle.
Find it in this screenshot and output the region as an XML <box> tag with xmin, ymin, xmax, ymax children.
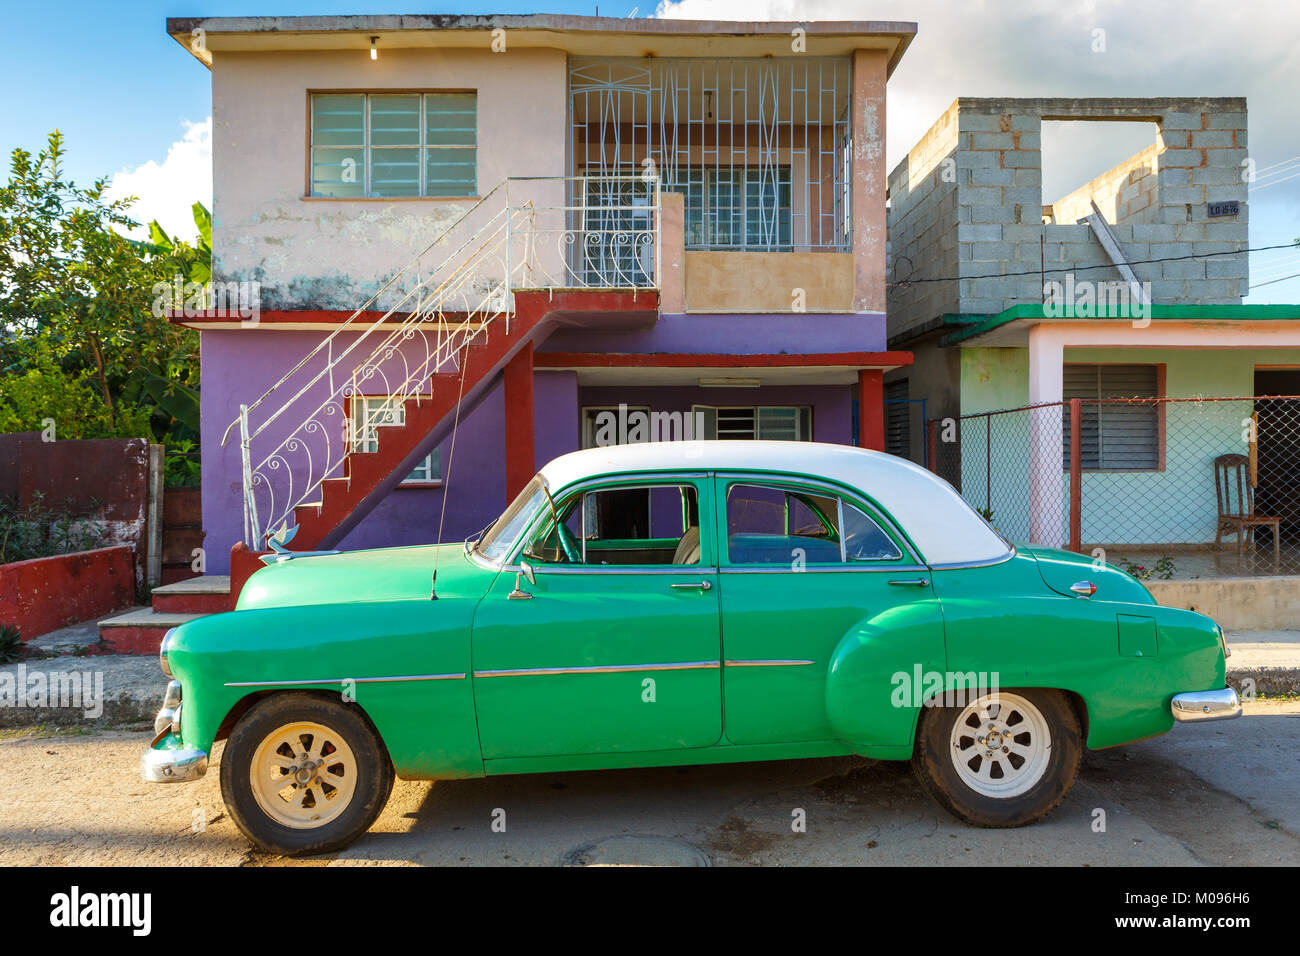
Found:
<box><xmin>888</xmin><ymin>578</ymin><xmax>930</xmax><ymax>587</ymax></box>
<box><xmin>670</xmin><ymin>581</ymin><xmax>713</xmax><ymax>591</ymax></box>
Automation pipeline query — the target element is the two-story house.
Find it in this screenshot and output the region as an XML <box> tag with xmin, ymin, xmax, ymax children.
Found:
<box><xmin>167</xmin><ymin>13</ymin><xmax>917</xmax><ymax>579</ymax></box>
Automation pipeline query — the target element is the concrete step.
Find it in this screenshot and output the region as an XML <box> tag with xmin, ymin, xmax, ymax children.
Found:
<box><xmin>97</xmin><ymin>607</ymin><xmax>205</xmax><ymax>655</ymax></box>
<box><xmin>150</xmin><ymin>574</ymin><xmax>231</xmax><ymax>614</ymax></box>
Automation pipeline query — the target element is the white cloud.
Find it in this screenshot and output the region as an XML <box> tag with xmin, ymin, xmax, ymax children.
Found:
<box><xmin>106</xmin><ymin>117</ymin><xmax>212</xmax><ymax>242</ymax></box>
<box><xmin>655</xmin><ymin>0</ymin><xmax>1300</xmax><ymax>300</ymax></box>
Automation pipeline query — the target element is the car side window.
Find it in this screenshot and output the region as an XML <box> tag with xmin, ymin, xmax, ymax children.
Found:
<box><xmin>842</xmin><ymin>501</ymin><xmax>903</xmax><ymax>561</ymax></box>
<box><xmin>726</xmin><ymin>483</ymin><xmax>841</xmax><ymax>564</ymax></box>
<box><xmin>525</xmin><ymin>484</ymin><xmax>701</xmax><ymax>566</ymax></box>
<box><xmin>725</xmin><ymin>483</ymin><xmax>902</xmax><ymax>565</ymax></box>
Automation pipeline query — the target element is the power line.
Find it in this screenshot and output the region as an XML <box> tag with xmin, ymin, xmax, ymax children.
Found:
<box><xmin>1251</xmin><ymin>271</ymin><xmax>1300</xmax><ymax>290</ymax></box>
<box><xmin>1254</xmin><ymin>153</ymin><xmax>1300</xmax><ymax>175</ymax></box>
<box><xmin>1250</xmin><ymin>169</ymin><xmax>1300</xmax><ymax>191</ymax></box>
<box><xmin>889</xmin><ymin>242</ymin><xmax>1298</xmax><ymax>288</ymax></box>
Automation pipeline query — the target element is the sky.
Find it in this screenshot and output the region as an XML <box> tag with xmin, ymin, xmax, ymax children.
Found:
<box><xmin>1</xmin><ymin>0</ymin><xmax>1297</xmax><ymax>299</ymax></box>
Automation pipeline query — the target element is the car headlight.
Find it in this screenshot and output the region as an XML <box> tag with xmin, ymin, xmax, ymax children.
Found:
<box><xmin>160</xmin><ymin>627</ymin><xmax>176</xmax><ymax>678</ymax></box>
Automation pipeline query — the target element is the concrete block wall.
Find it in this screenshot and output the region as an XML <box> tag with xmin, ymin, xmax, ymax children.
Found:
<box><xmin>887</xmin><ymin>97</ymin><xmax>1249</xmax><ymax>339</ymax></box>
<box><xmin>886</xmin><ymin>102</ymin><xmax>961</xmax><ymax>336</ymax></box>
<box><xmin>1050</xmin><ymin>142</ymin><xmax>1160</xmax><ymax>226</ymax></box>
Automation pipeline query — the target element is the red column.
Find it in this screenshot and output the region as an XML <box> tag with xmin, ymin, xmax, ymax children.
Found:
<box><xmin>503</xmin><ymin>341</ymin><xmax>536</xmax><ymax>500</ymax></box>
<box><xmin>857</xmin><ymin>369</ymin><xmax>885</xmax><ymax>451</ymax></box>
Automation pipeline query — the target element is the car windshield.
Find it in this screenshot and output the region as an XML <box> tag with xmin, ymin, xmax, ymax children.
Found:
<box><xmin>475</xmin><ymin>475</ymin><xmax>549</xmax><ymax>563</ymax></box>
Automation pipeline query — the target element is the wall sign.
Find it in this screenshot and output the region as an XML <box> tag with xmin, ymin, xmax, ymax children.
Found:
<box><xmin>1207</xmin><ymin>200</ymin><xmax>1240</xmax><ymax>217</ymax></box>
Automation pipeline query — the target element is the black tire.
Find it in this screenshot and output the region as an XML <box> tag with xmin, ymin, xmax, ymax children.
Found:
<box><xmin>912</xmin><ymin>688</ymin><xmax>1081</xmax><ymax>828</ymax></box>
<box><xmin>220</xmin><ymin>692</ymin><xmax>394</xmax><ymax>856</ymax></box>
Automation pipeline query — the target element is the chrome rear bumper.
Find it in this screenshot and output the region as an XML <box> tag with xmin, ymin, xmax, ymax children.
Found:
<box><xmin>1171</xmin><ymin>687</ymin><xmax>1242</xmax><ymax>723</ymax></box>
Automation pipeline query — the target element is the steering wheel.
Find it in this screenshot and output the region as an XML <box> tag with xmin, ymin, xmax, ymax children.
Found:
<box><xmin>556</xmin><ymin>522</ymin><xmax>582</xmax><ymax>564</ymax></box>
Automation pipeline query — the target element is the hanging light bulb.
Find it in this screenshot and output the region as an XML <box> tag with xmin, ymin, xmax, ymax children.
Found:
<box><xmin>370</xmin><ymin>36</ymin><xmax>378</xmax><ymax>61</ymax></box>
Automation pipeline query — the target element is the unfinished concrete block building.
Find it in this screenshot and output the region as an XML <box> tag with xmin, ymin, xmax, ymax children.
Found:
<box><xmin>882</xmin><ymin>96</ymin><xmax>1300</xmax><ymax>556</ymax></box>
<box><xmin>885</xmin><ymin>96</ymin><xmax>1253</xmax><ymax>438</ymax></box>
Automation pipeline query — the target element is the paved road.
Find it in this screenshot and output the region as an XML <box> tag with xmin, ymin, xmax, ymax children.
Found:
<box><xmin>1</xmin><ymin>699</ymin><xmax>1296</xmax><ymax>867</ymax></box>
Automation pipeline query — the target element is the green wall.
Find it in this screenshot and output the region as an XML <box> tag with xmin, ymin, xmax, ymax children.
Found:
<box><xmin>957</xmin><ymin>347</ymin><xmax>1300</xmax><ymax>546</ymax></box>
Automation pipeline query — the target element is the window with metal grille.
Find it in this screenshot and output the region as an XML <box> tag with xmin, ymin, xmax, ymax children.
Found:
<box><xmin>569</xmin><ymin>57</ymin><xmax>850</xmax><ymax>251</ymax></box>
<box><xmin>692</xmin><ymin>406</ymin><xmax>812</xmax><ymax>441</ymax></box>
<box><xmin>668</xmin><ymin>166</ymin><xmax>792</xmax><ymax>250</ymax></box>
<box><xmin>1062</xmin><ymin>365</ymin><xmax>1160</xmax><ymax>470</ymax></box>
<box><xmin>310</xmin><ymin>93</ymin><xmax>476</xmax><ymax>198</ymax></box>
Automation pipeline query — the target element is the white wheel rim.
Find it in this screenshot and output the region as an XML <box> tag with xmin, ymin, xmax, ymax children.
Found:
<box><xmin>949</xmin><ymin>692</ymin><xmax>1051</xmax><ymax>799</ymax></box>
<box><xmin>250</xmin><ymin>721</ymin><xmax>358</xmax><ymax>830</ymax></box>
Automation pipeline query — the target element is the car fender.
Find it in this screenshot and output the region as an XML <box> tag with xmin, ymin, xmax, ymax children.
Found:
<box><xmin>825</xmin><ymin>597</ymin><xmax>947</xmax><ymax>754</ymax></box>
<box><xmin>165</xmin><ymin>599</ymin><xmax>486</xmax><ymax>780</ymax></box>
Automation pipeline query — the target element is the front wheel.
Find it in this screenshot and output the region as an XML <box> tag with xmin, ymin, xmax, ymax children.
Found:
<box><xmin>220</xmin><ymin>693</ymin><xmax>394</xmax><ymax>855</ymax></box>
<box><xmin>912</xmin><ymin>688</ymin><xmax>1081</xmax><ymax>828</ymax></box>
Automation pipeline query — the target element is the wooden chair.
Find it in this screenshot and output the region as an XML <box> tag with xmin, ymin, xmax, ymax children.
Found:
<box><xmin>1214</xmin><ymin>453</ymin><xmax>1280</xmax><ymax>561</ymax></box>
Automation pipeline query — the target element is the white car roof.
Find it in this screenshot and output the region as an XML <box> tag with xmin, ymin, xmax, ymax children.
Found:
<box><xmin>538</xmin><ymin>441</ymin><xmax>1011</xmax><ymax>567</ymax></box>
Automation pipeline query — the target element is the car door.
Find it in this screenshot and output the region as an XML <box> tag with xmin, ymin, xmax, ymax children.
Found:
<box><xmin>715</xmin><ymin>474</ymin><xmax>947</xmax><ymax>746</ymax></box>
<box><xmin>470</xmin><ymin>475</ymin><xmax>723</xmax><ymax>760</ymax></box>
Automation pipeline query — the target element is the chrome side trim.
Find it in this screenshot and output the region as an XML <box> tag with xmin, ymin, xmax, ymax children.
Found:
<box><xmin>1171</xmin><ymin>687</ymin><xmax>1242</xmax><ymax>722</ymax></box>
<box><xmin>502</xmin><ymin>565</ymin><xmax>716</xmax><ymax>576</ymax></box>
<box><xmin>719</xmin><ymin>564</ymin><xmax>928</xmax><ymax>575</ymax></box>
<box><xmin>724</xmin><ymin>659</ymin><xmax>815</xmax><ymax>667</ymax></box>
<box><xmin>223</xmin><ymin>673</ymin><xmax>466</xmax><ymax>688</ymax></box>
<box><xmin>927</xmin><ymin>547</ymin><xmax>1018</xmax><ymax>571</ymax></box>
<box><xmin>474</xmin><ymin>660</ymin><xmax>720</xmax><ymax>678</ymax></box>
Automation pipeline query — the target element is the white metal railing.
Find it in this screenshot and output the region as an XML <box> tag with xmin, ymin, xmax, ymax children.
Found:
<box><xmin>222</xmin><ymin>176</ymin><xmax>661</xmax><ymax>548</ymax></box>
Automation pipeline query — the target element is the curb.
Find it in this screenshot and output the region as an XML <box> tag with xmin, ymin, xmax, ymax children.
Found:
<box><xmin>1228</xmin><ymin>668</ymin><xmax>1300</xmax><ymax>698</ymax></box>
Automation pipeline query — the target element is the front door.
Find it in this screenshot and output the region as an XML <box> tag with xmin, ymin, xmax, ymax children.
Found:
<box><xmin>714</xmin><ymin>476</ymin><xmax>946</xmax><ymax>746</ymax></box>
<box><xmin>471</xmin><ymin>477</ymin><xmax>722</xmax><ymax>759</ymax></box>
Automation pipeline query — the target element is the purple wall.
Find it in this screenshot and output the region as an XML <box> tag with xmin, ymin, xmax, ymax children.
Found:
<box><xmin>200</xmin><ymin>311</ymin><xmax>881</xmax><ymax>572</ymax></box>
<box><xmin>539</xmin><ymin>312</ymin><xmax>888</xmax><ymax>355</ymax></box>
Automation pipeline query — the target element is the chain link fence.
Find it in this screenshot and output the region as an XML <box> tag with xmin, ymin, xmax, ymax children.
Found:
<box><xmin>929</xmin><ymin>396</ymin><xmax>1300</xmax><ymax>574</ymax></box>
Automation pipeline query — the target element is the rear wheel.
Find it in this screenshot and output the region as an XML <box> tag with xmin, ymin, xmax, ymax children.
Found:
<box><xmin>912</xmin><ymin>688</ymin><xmax>1081</xmax><ymax>828</ymax></box>
<box><xmin>220</xmin><ymin>693</ymin><xmax>394</xmax><ymax>856</ymax></box>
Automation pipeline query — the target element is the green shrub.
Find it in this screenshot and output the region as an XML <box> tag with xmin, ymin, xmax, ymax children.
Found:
<box><xmin>0</xmin><ymin>365</ymin><xmax>152</xmax><ymax>440</ymax></box>
<box><xmin>0</xmin><ymin>624</ymin><xmax>21</xmax><ymax>663</ymax></box>
<box><xmin>0</xmin><ymin>493</ymin><xmax>106</xmax><ymax>565</ymax></box>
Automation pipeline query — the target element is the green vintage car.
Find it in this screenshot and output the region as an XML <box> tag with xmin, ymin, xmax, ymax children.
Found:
<box><xmin>142</xmin><ymin>441</ymin><xmax>1239</xmax><ymax>855</ymax></box>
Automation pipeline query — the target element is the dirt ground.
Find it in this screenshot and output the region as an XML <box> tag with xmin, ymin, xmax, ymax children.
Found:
<box><xmin>1</xmin><ymin>699</ymin><xmax>1296</xmax><ymax>866</ymax></box>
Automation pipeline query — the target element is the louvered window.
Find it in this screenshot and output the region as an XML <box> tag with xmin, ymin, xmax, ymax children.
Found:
<box><xmin>1062</xmin><ymin>365</ymin><xmax>1160</xmax><ymax>471</ymax></box>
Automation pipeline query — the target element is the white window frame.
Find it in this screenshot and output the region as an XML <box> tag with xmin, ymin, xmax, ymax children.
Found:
<box><xmin>310</xmin><ymin>92</ymin><xmax>477</xmax><ymax>199</ymax></box>
<box><xmin>691</xmin><ymin>405</ymin><xmax>812</xmax><ymax>441</ymax></box>
<box><xmin>580</xmin><ymin>405</ymin><xmax>653</xmax><ymax>448</ymax></box>
<box><xmin>352</xmin><ymin>396</ymin><xmax>442</xmax><ymax>486</ymax></box>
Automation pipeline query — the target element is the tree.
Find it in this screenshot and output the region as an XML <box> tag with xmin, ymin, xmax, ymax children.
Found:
<box><xmin>0</xmin><ymin>130</ymin><xmax>202</xmax><ymax>441</ymax></box>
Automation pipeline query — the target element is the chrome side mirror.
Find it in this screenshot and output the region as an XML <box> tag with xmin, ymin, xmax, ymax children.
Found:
<box><xmin>509</xmin><ymin>559</ymin><xmax>537</xmax><ymax>600</ymax></box>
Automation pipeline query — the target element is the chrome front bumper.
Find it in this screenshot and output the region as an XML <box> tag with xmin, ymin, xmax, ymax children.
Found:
<box><xmin>141</xmin><ymin>745</ymin><xmax>208</xmax><ymax>783</ymax></box>
<box><xmin>1171</xmin><ymin>687</ymin><xmax>1242</xmax><ymax>723</ymax></box>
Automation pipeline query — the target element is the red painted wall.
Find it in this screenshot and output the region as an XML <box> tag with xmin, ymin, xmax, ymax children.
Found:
<box><xmin>0</xmin><ymin>546</ymin><xmax>136</xmax><ymax>640</ymax></box>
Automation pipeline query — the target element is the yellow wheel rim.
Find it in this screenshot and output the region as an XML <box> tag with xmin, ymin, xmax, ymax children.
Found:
<box><xmin>250</xmin><ymin>721</ymin><xmax>358</xmax><ymax>830</ymax></box>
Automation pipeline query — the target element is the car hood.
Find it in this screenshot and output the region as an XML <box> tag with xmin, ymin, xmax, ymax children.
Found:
<box><xmin>1020</xmin><ymin>546</ymin><xmax>1157</xmax><ymax>605</ymax></box>
<box><xmin>236</xmin><ymin>542</ymin><xmax>496</xmax><ymax>610</ymax></box>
